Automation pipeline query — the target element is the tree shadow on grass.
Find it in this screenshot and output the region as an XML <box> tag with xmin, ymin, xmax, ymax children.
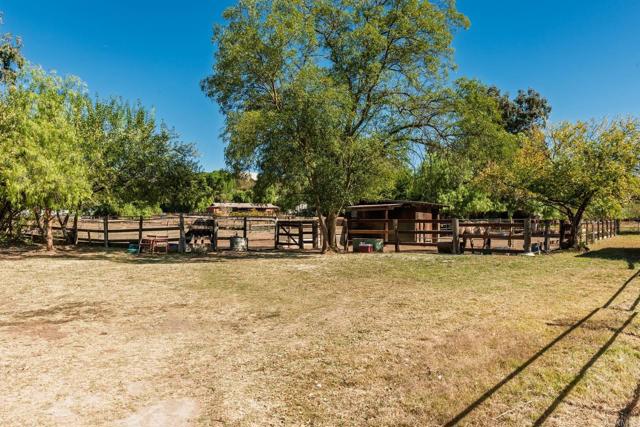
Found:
<box><xmin>445</xmin><ymin>269</ymin><xmax>640</xmax><ymax>426</ymax></box>
<box><xmin>579</xmin><ymin>247</ymin><xmax>640</xmax><ymax>270</ymax></box>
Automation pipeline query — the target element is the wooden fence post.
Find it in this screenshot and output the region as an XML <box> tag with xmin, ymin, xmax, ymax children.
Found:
<box><xmin>88</xmin><ymin>230</ymin><xmax>92</xmax><ymax>246</ymax></box>
<box><xmin>597</xmin><ymin>220</ymin><xmax>602</xmax><ymax>241</ymax></box>
<box><xmin>212</xmin><ymin>219</ymin><xmax>218</xmax><ymax>251</ymax></box>
<box><xmin>523</xmin><ymin>218</ymin><xmax>532</xmax><ymax>253</ymax></box>
<box><xmin>451</xmin><ymin>218</ymin><xmax>460</xmax><ymax>254</ymax></box>
<box><xmin>298</xmin><ymin>223</ymin><xmax>304</xmax><ymax>250</ymax></box>
<box><xmin>72</xmin><ymin>212</ymin><xmax>79</xmax><ymax>245</ymax></box>
<box><xmin>543</xmin><ymin>220</ymin><xmax>550</xmax><ymax>252</ymax></box>
<box><xmin>274</xmin><ymin>218</ymin><xmax>279</xmax><ymax>249</ymax></box>
<box><xmin>103</xmin><ymin>216</ymin><xmax>109</xmax><ymax>248</ymax></box>
<box><xmin>312</xmin><ymin>220</ymin><xmax>319</xmax><ymax>249</ymax></box>
<box><xmin>138</xmin><ymin>215</ymin><xmax>143</xmax><ymax>244</ymax></box>
<box><xmin>393</xmin><ymin>219</ymin><xmax>400</xmax><ymax>253</ymax></box>
<box><xmin>178</xmin><ymin>213</ymin><xmax>186</xmax><ymax>253</ymax></box>
<box><xmin>559</xmin><ymin>221</ymin><xmax>566</xmax><ymax>249</ymax></box>
<box><xmin>243</xmin><ymin>217</ymin><xmax>248</xmax><ymax>239</ymax></box>
<box><xmin>343</xmin><ymin>218</ymin><xmax>349</xmax><ymax>252</ymax></box>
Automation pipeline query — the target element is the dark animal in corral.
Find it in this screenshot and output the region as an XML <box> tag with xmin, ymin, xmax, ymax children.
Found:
<box><xmin>186</xmin><ymin>218</ymin><xmax>215</xmax><ymax>246</ymax></box>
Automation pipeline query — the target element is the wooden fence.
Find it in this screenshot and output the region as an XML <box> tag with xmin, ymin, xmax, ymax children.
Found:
<box><xmin>29</xmin><ymin>214</ymin><xmax>620</xmax><ymax>255</ymax></box>
<box><xmin>41</xmin><ymin>214</ymin><xmax>321</xmax><ymax>251</ymax></box>
<box><xmin>344</xmin><ymin>218</ymin><xmax>620</xmax><ymax>254</ymax></box>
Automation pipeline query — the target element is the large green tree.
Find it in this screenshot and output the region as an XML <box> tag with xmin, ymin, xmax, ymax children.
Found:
<box><xmin>203</xmin><ymin>0</ymin><xmax>468</xmax><ymax>250</ymax></box>
<box><xmin>0</xmin><ymin>67</ymin><xmax>91</xmax><ymax>250</ymax></box>
<box><xmin>391</xmin><ymin>78</ymin><xmax>518</xmax><ymax>216</ymax></box>
<box><xmin>487</xmin><ymin>87</ymin><xmax>551</xmax><ymax>135</ymax></box>
<box><xmin>0</xmin><ymin>13</ymin><xmax>24</xmax><ymax>239</ymax></box>
<box><xmin>79</xmin><ymin>98</ymin><xmax>207</xmax><ymax>216</ymax></box>
<box><xmin>485</xmin><ymin>119</ymin><xmax>640</xmax><ymax>248</ymax></box>
<box><xmin>0</xmin><ymin>13</ymin><xmax>23</xmax><ymax>86</ymax></box>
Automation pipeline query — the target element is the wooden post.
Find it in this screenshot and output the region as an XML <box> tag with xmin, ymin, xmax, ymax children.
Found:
<box><xmin>274</xmin><ymin>219</ymin><xmax>279</xmax><ymax>249</ymax></box>
<box><xmin>138</xmin><ymin>215</ymin><xmax>143</xmax><ymax>245</ymax></box>
<box><xmin>384</xmin><ymin>209</ymin><xmax>389</xmax><ymax>244</ymax></box>
<box><xmin>543</xmin><ymin>220</ymin><xmax>550</xmax><ymax>252</ymax></box>
<box><xmin>212</xmin><ymin>219</ymin><xmax>219</xmax><ymax>251</ymax></box>
<box><xmin>103</xmin><ymin>216</ymin><xmax>109</xmax><ymax>248</ymax></box>
<box><xmin>559</xmin><ymin>221</ymin><xmax>566</xmax><ymax>249</ymax></box>
<box><xmin>88</xmin><ymin>230</ymin><xmax>92</xmax><ymax>246</ymax></box>
<box><xmin>298</xmin><ymin>223</ymin><xmax>304</xmax><ymax>250</ymax></box>
<box><xmin>393</xmin><ymin>219</ymin><xmax>400</xmax><ymax>253</ymax></box>
<box><xmin>243</xmin><ymin>217</ymin><xmax>248</xmax><ymax>239</ymax></box>
<box><xmin>433</xmin><ymin>216</ymin><xmax>440</xmax><ymax>244</ymax></box>
<box><xmin>178</xmin><ymin>213</ymin><xmax>186</xmax><ymax>253</ymax></box>
<box><xmin>451</xmin><ymin>218</ymin><xmax>460</xmax><ymax>254</ymax></box>
<box><xmin>312</xmin><ymin>220</ymin><xmax>319</xmax><ymax>249</ymax></box>
<box><xmin>72</xmin><ymin>212</ymin><xmax>79</xmax><ymax>245</ymax></box>
<box><xmin>523</xmin><ymin>218</ymin><xmax>532</xmax><ymax>253</ymax></box>
<box><xmin>343</xmin><ymin>218</ymin><xmax>349</xmax><ymax>252</ymax></box>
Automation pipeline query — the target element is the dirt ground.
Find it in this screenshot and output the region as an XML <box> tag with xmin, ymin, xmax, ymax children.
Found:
<box><xmin>2</xmin><ymin>234</ymin><xmax>640</xmax><ymax>426</ymax></box>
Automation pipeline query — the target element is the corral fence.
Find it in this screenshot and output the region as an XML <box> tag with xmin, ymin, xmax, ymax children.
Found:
<box><xmin>34</xmin><ymin>214</ymin><xmax>321</xmax><ymax>251</ymax></box>
<box><xmin>26</xmin><ymin>214</ymin><xmax>622</xmax><ymax>255</ymax></box>
<box><xmin>344</xmin><ymin>218</ymin><xmax>621</xmax><ymax>254</ymax></box>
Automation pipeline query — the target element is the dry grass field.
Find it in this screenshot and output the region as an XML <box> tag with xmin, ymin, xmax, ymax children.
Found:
<box><xmin>2</xmin><ymin>234</ymin><xmax>640</xmax><ymax>426</ymax></box>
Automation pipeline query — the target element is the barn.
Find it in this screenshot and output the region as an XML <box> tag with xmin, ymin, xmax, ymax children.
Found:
<box><xmin>346</xmin><ymin>200</ymin><xmax>447</xmax><ymax>244</ymax></box>
<box><xmin>206</xmin><ymin>202</ymin><xmax>280</xmax><ymax>216</ymax></box>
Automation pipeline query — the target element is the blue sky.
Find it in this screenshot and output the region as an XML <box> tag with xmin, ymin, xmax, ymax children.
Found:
<box><xmin>2</xmin><ymin>0</ymin><xmax>639</xmax><ymax>170</ymax></box>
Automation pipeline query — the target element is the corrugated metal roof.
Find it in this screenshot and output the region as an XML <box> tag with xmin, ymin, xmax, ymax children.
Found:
<box><xmin>208</xmin><ymin>203</ymin><xmax>280</xmax><ymax>209</ymax></box>
<box><xmin>346</xmin><ymin>200</ymin><xmax>447</xmax><ymax>210</ymax></box>
<box><xmin>347</xmin><ymin>203</ymin><xmax>404</xmax><ymax>210</ymax></box>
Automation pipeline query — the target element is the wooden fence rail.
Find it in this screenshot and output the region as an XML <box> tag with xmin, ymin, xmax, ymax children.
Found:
<box><xmin>344</xmin><ymin>218</ymin><xmax>620</xmax><ymax>254</ymax></box>
<box><xmin>32</xmin><ymin>214</ymin><xmax>621</xmax><ymax>255</ymax></box>
<box><xmin>43</xmin><ymin>215</ymin><xmax>321</xmax><ymax>252</ymax></box>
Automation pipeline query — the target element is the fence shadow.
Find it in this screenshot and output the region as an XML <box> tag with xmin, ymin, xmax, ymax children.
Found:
<box><xmin>0</xmin><ymin>246</ymin><xmax>321</xmax><ymax>264</ymax></box>
<box><xmin>616</xmin><ymin>381</ymin><xmax>640</xmax><ymax>427</ymax></box>
<box><xmin>579</xmin><ymin>248</ymin><xmax>640</xmax><ymax>270</ymax></box>
<box><xmin>532</xmin><ymin>312</ymin><xmax>637</xmax><ymax>426</ymax></box>
<box><xmin>445</xmin><ymin>269</ymin><xmax>640</xmax><ymax>426</ymax></box>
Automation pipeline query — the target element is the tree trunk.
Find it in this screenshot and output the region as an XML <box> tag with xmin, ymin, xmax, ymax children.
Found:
<box><xmin>72</xmin><ymin>211</ymin><xmax>79</xmax><ymax>245</ymax></box>
<box><xmin>57</xmin><ymin>212</ymin><xmax>70</xmax><ymax>243</ymax></box>
<box><xmin>315</xmin><ymin>208</ymin><xmax>340</xmax><ymax>253</ymax></box>
<box><xmin>44</xmin><ymin>208</ymin><xmax>54</xmax><ymax>251</ymax></box>
<box><xmin>34</xmin><ymin>208</ymin><xmax>45</xmax><ymax>237</ymax></box>
<box><xmin>566</xmin><ymin>211</ymin><xmax>585</xmax><ymax>249</ymax></box>
<box><xmin>317</xmin><ymin>212</ymin><xmax>329</xmax><ymax>253</ymax></box>
<box><xmin>326</xmin><ymin>212</ymin><xmax>338</xmax><ymax>251</ymax></box>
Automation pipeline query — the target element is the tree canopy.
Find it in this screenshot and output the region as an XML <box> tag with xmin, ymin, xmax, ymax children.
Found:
<box><xmin>203</xmin><ymin>0</ymin><xmax>469</xmax><ymax>250</ymax></box>
<box><xmin>484</xmin><ymin>119</ymin><xmax>640</xmax><ymax>247</ymax></box>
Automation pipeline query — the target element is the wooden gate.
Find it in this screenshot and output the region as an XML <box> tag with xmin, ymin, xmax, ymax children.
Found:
<box><xmin>275</xmin><ymin>220</ymin><xmax>319</xmax><ymax>250</ymax></box>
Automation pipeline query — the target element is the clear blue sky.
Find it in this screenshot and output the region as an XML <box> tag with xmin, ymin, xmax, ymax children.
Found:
<box><xmin>2</xmin><ymin>0</ymin><xmax>639</xmax><ymax>170</ymax></box>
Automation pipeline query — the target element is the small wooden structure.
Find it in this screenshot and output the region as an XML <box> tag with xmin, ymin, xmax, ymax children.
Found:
<box><xmin>206</xmin><ymin>203</ymin><xmax>279</xmax><ymax>216</ymax></box>
<box><xmin>346</xmin><ymin>200</ymin><xmax>446</xmax><ymax>244</ymax></box>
